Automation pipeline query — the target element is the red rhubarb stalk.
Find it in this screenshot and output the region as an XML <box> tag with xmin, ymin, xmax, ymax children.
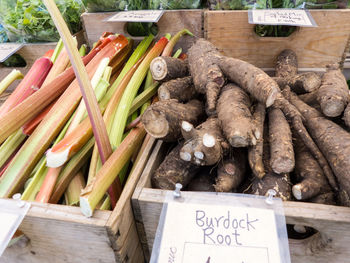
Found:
<box><xmin>0</xmin><ymin>57</ymin><xmax>53</xmax><ymax>117</ymax></box>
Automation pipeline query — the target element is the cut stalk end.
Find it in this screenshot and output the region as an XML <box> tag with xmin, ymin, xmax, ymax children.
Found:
<box><xmin>80</xmin><ymin>196</ymin><xmax>93</xmax><ymax>217</ymax></box>
<box><xmin>46</xmin><ymin>148</ymin><xmax>70</xmax><ymax>168</ymax></box>
<box><xmin>203</xmin><ymin>133</ymin><xmax>216</xmax><ymax>148</ymax></box>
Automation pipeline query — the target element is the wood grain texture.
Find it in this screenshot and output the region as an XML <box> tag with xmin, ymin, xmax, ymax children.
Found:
<box><xmin>205</xmin><ymin>10</ymin><xmax>350</xmax><ymax>69</ymax></box>
<box><xmin>0</xmin><ymin>136</ymin><xmax>155</xmax><ymax>263</ymax></box>
<box><xmin>132</xmin><ymin>140</ymin><xmax>350</xmax><ymax>263</ymax></box>
<box><xmin>0</xmin><ymin>203</ymin><xmax>116</xmax><ymax>263</ymax></box>
<box><xmin>81</xmin><ymin>10</ymin><xmax>203</xmax><ymax>51</ymax></box>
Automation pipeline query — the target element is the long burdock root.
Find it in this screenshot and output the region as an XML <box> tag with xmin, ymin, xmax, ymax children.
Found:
<box><xmin>187</xmin><ymin>167</ymin><xmax>215</xmax><ymax>192</ymax></box>
<box><xmin>275</xmin><ymin>89</ymin><xmax>338</xmax><ymax>191</ymax></box>
<box><xmin>274</xmin><ymin>49</ymin><xmax>321</xmax><ymax>93</ymax></box>
<box><xmin>293</xmin><ymin>135</ymin><xmax>331</xmax><ymax>200</ymax></box>
<box><xmin>142</xmin><ymin>99</ymin><xmax>204</xmax><ymax>142</ymax></box>
<box><xmin>218</xmin><ymin>56</ymin><xmax>279</xmax><ymax>107</ymax></box>
<box><xmin>275</xmin><ymin>49</ymin><xmax>298</xmax><ymax>79</ymax></box>
<box><xmin>180</xmin><ymin>117</ymin><xmax>229</xmax><ymax>166</ymax></box>
<box><xmin>248</xmin><ymin>103</ymin><xmax>266</xmax><ymax>179</ymax></box>
<box><xmin>188</xmin><ymin>39</ymin><xmax>225</xmax><ymax>115</ymax></box>
<box><xmin>214</xmin><ymin>149</ymin><xmax>246</xmax><ymax>192</ymax></box>
<box><xmin>246</xmin><ymin>127</ymin><xmax>292</xmax><ymax>201</ymax></box>
<box><xmin>268</xmin><ymin>108</ymin><xmax>295</xmax><ymax>174</ymax></box>
<box><xmin>150</xmin><ymin>57</ymin><xmax>188</xmax><ymax>82</ymax></box>
<box><xmin>317</xmin><ymin>63</ymin><xmax>349</xmax><ymax>117</ymax></box>
<box><xmin>274</xmin><ymin>72</ymin><xmax>322</xmax><ymax>94</ymax></box>
<box><xmin>152</xmin><ymin>143</ymin><xmax>201</xmax><ymax>190</ymax></box>
<box><xmin>158</xmin><ymin>76</ymin><xmax>197</xmax><ymax>102</ymax></box>
<box><xmin>217</xmin><ymin>84</ymin><xmax>258</xmax><ymax>147</ymax></box>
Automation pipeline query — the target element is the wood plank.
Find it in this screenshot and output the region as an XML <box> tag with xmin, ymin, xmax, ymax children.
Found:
<box><xmin>81</xmin><ymin>10</ymin><xmax>203</xmax><ymax>51</ymax></box>
<box><xmin>132</xmin><ymin>140</ymin><xmax>350</xmax><ymax>262</ymax></box>
<box><xmin>1</xmin><ymin>202</ymin><xmax>116</xmax><ymax>263</ymax></box>
<box><xmin>205</xmin><ymin>10</ymin><xmax>350</xmax><ymax>69</ymax></box>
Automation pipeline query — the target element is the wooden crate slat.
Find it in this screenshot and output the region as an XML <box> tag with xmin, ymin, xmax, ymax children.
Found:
<box><xmin>205</xmin><ymin>10</ymin><xmax>350</xmax><ymax>69</ymax></box>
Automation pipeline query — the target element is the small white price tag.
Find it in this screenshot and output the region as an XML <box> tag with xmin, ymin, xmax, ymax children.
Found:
<box><xmin>0</xmin><ymin>43</ymin><xmax>24</xmax><ymax>63</ymax></box>
<box><xmin>107</xmin><ymin>10</ymin><xmax>164</xmax><ymax>23</ymax></box>
<box><xmin>151</xmin><ymin>192</ymin><xmax>290</xmax><ymax>263</ymax></box>
<box><xmin>248</xmin><ymin>9</ymin><xmax>317</xmax><ymax>27</ymax></box>
<box><xmin>0</xmin><ymin>197</ymin><xmax>30</xmax><ymax>256</ymax></box>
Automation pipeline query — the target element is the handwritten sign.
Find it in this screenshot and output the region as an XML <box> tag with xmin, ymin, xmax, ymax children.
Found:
<box><xmin>107</xmin><ymin>10</ymin><xmax>164</xmax><ymax>23</ymax></box>
<box><xmin>0</xmin><ymin>198</ymin><xmax>30</xmax><ymax>256</ymax></box>
<box><xmin>151</xmin><ymin>199</ymin><xmax>290</xmax><ymax>263</ymax></box>
<box><xmin>0</xmin><ymin>43</ymin><xmax>24</xmax><ymax>63</ymax></box>
<box><xmin>249</xmin><ymin>9</ymin><xmax>317</xmax><ymax>27</ymax></box>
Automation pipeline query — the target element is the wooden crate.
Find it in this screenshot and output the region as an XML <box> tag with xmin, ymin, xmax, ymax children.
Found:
<box><xmin>0</xmin><ymin>132</ymin><xmax>156</xmax><ymax>263</ymax></box>
<box><xmin>205</xmin><ymin>9</ymin><xmax>350</xmax><ymax>70</ymax></box>
<box><xmin>131</xmin><ymin>9</ymin><xmax>350</xmax><ymax>262</ymax></box>
<box><xmin>81</xmin><ymin>10</ymin><xmax>203</xmax><ymax>52</ymax></box>
<box><xmin>0</xmin><ymin>31</ymin><xmax>86</xmax><ymax>92</ymax></box>
<box><xmin>132</xmin><ymin>140</ymin><xmax>350</xmax><ymax>263</ymax></box>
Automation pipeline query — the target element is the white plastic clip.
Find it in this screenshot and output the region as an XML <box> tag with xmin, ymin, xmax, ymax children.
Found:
<box><xmin>173</xmin><ymin>183</ymin><xmax>182</xmax><ymax>198</ymax></box>
<box><xmin>12</xmin><ymin>193</ymin><xmax>25</xmax><ymax>208</ymax></box>
<box><xmin>159</xmin><ymin>3</ymin><xmax>163</xmax><ymax>10</ymax></box>
<box><xmin>124</xmin><ymin>4</ymin><xmax>129</xmax><ymax>11</ymax></box>
<box><xmin>266</xmin><ymin>189</ymin><xmax>276</xmax><ymax>205</ymax></box>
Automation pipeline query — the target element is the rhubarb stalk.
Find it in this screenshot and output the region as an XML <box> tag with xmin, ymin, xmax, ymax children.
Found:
<box><xmin>65</xmin><ymin>171</ymin><xmax>85</xmax><ymax>206</ymax></box>
<box><xmin>80</xmin><ymin>125</ymin><xmax>146</xmax><ymax>217</ymax></box>
<box><xmin>0</xmin><ymin>70</ymin><xmax>24</xmax><ymax>96</ymax></box>
<box><xmin>0</xmin><ymin>37</ymin><xmax>126</xmax><ymax>198</ymax></box>
<box><xmin>0</xmin><ymin>57</ymin><xmax>53</xmax><ymax>117</ymax></box>
<box><xmin>161</xmin><ymin>29</ymin><xmax>193</xmax><ymax>57</ymax></box>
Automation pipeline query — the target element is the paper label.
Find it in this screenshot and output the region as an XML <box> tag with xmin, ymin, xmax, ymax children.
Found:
<box><xmin>107</xmin><ymin>10</ymin><xmax>164</xmax><ymax>23</ymax></box>
<box><xmin>249</xmin><ymin>9</ymin><xmax>317</xmax><ymax>27</ymax></box>
<box><xmin>154</xmin><ymin>202</ymin><xmax>282</xmax><ymax>263</ymax></box>
<box><xmin>0</xmin><ymin>43</ymin><xmax>24</xmax><ymax>63</ymax></box>
<box><xmin>0</xmin><ymin>198</ymin><xmax>30</xmax><ymax>256</ymax></box>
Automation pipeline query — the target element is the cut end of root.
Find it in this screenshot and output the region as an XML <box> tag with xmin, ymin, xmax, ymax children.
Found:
<box><xmin>182</xmin><ymin>121</ymin><xmax>193</xmax><ymax>132</ymax></box>
<box><xmin>80</xmin><ymin>197</ymin><xmax>93</xmax><ymax>217</ymax></box>
<box><xmin>203</xmin><ymin>133</ymin><xmax>216</xmax><ymax>148</ymax></box>
<box><xmin>150</xmin><ymin>57</ymin><xmax>167</xmax><ymax>81</ymax></box>
<box><xmin>46</xmin><ymin>148</ymin><xmax>70</xmax><ymax>168</ymax></box>
<box><xmin>292</xmin><ymin>185</ymin><xmax>302</xmax><ymax>200</ymax></box>
<box><xmin>271</xmin><ymin>158</ymin><xmax>294</xmax><ymax>174</ymax></box>
<box><xmin>322</xmin><ymin>103</ymin><xmax>344</xmax><ymax>118</ymax></box>
<box><xmin>158</xmin><ymin>87</ymin><xmax>170</xmax><ymax>101</ymax></box>
<box><xmin>180</xmin><ymin>151</ymin><xmax>192</xmax><ymax>162</ymax></box>
<box><xmin>266</xmin><ymin>87</ymin><xmax>279</xmax><ymax>107</ymax></box>
<box><xmin>143</xmin><ymin>110</ymin><xmax>169</xmax><ymax>138</ymax></box>
<box><xmin>194</xmin><ymin>151</ymin><xmax>204</xmax><ymax>160</ymax></box>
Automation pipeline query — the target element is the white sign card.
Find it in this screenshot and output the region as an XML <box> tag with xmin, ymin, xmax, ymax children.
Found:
<box><xmin>0</xmin><ymin>43</ymin><xmax>24</xmax><ymax>63</ymax></box>
<box><xmin>107</xmin><ymin>10</ymin><xmax>164</xmax><ymax>23</ymax></box>
<box><xmin>0</xmin><ymin>197</ymin><xmax>30</xmax><ymax>256</ymax></box>
<box><xmin>248</xmin><ymin>9</ymin><xmax>317</xmax><ymax>27</ymax></box>
<box><xmin>151</xmin><ymin>192</ymin><xmax>291</xmax><ymax>263</ymax></box>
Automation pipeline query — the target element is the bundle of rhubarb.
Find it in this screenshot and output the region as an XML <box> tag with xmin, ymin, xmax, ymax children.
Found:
<box><xmin>0</xmin><ymin>29</ymin><xmax>193</xmax><ymax>217</ymax></box>
<box><xmin>145</xmin><ymin>38</ymin><xmax>350</xmax><ymax>207</ymax></box>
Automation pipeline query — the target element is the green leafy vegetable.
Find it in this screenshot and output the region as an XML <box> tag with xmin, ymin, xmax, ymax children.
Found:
<box><xmin>149</xmin><ymin>0</ymin><xmax>201</xmax><ymax>9</ymax></box>
<box><xmin>84</xmin><ymin>0</ymin><xmax>146</xmax><ymax>12</ymax></box>
<box><xmin>1</xmin><ymin>0</ymin><xmax>85</xmax><ymax>42</ymax></box>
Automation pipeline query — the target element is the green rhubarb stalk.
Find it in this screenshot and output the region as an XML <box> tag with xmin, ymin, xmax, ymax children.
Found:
<box><xmin>51</xmin><ymin>39</ymin><xmax>64</xmax><ymax>64</ymax></box>
<box><xmin>172</xmin><ymin>48</ymin><xmax>182</xmax><ymax>59</ymax></box>
<box><xmin>0</xmin><ymin>38</ymin><xmax>126</xmax><ymax>198</ymax></box>
<box><xmin>109</xmin><ymin>36</ymin><xmax>170</xmax><ymax>149</ymax></box>
<box><xmin>161</xmin><ymin>29</ymin><xmax>193</xmax><ymax>57</ymax></box>
<box><xmin>0</xmin><ymin>70</ymin><xmax>24</xmax><ymax>96</ymax></box>
<box><xmin>129</xmin><ymin>82</ymin><xmax>159</xmax><ymax>117</ymax></box>
<box><xmin>79</xmin><ymin>44</ymin><xmax>87</xmax><ymax>57</ymax></box>
<box><xmin>0</xmin><ymin>129</ymin><xmax>26</xmax><ymax>169</ymax></box>
<box><xmin>99</xmin><ymin>195</ymin><xmax>111</xmax><ymax>210</ymax></box>
<box><xmin>21</xmin><ymin>114</ymin><xmax>73</xmax><ymax>201</ymax></box>
<box><xmin>80</xmin><ymin>125</ymin><xmax>146</xmax><ymax>217</ymax></box>
<box><xmin>64</xmin><ymin>171</ymin><xmax>85</xmax><ymax>206</ymax></box>
<box><xmin>50</xmin><ymin>137</ymin><xmax>95</xmax><ymax>204</ymax></box>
